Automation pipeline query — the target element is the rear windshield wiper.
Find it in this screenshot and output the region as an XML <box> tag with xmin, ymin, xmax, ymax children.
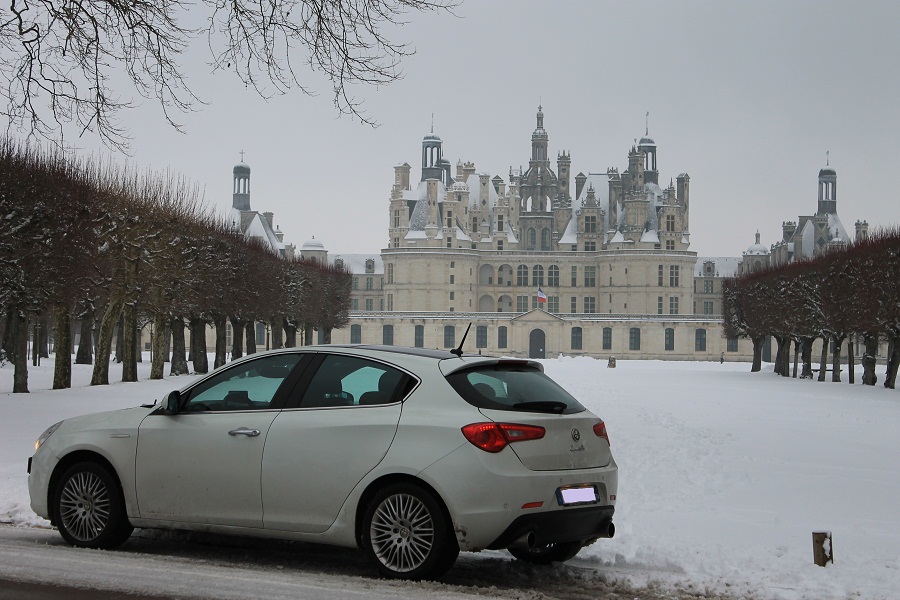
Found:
<box><xmin>511</xmin><ymin>401</ymin><xmax>568</xmax><ymax>414</ymax></box>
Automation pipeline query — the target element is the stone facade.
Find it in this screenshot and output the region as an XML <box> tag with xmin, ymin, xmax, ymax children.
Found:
<box><xmin>318</xmin><ymin>108</ymin><xmax>752</xmax><ymax>361</ymax></box>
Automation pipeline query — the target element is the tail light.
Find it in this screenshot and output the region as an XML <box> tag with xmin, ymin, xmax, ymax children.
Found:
<box><xmin>593</xmin><ymin>420</ymin><xmax>610</xmax><ymax>446</ymax></box>
<box><xmin>462</xmin><ymin>422</ymin><xmax>545</xmax><ymax>453</ymax></box>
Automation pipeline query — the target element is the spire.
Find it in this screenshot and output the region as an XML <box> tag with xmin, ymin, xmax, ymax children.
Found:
<box><xmin>645</xmin><ymin>111</ymin><xmax>649</xmax><ymax>136</ymax></box>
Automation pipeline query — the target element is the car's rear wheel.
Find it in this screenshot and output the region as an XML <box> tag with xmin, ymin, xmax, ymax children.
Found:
<box><xmin>361</xmin><ymin>483</ymin><xmax>459</xmax><ymax>580</ymax></box>
<box><xmin>508</xmin><ymin>540</ymin><xmax>584</xmax><ymax>564</ymax></box>
<box><xmin>53</xmin><ymin>461</ymin><xmax>133</xmax><ymax>549</ymax></box>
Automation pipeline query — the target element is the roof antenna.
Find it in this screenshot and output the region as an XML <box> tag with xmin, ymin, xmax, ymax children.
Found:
<box><xmin>826</xmin><ymin>150</ymin><xmax>830</xmax><ymax>166</ymax></box>
<box><xmin>450</xmin><ymin>322</ymin><xmax>472</xmax><ymax>357</ymax></box>
<box><xmin>645</xmin><ymin>111</ymin><xmax>649</xmax><ymax>135</ymax></box>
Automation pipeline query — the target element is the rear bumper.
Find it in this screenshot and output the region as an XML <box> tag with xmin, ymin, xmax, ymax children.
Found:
<box><xmin>487</xmin><ymin>504</ymin><xmax>615</xmax><ymax>549</ymax></box>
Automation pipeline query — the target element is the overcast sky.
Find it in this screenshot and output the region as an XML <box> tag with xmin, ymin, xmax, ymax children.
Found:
<box><xmin>66</xmin><ymin>0</ymin><xmax>900</xmax><ymax>258</ymax></box>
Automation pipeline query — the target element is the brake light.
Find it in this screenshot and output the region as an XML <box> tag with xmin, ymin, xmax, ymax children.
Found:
<box><xmin>461</xmin><ymin>422</ymin><xmax>546</xmax><ymax>453</ymax></box>
<box><xmin>593</xmin><ymin>420</ymin><xmax>610</xmax><ymax>446</ymax></box>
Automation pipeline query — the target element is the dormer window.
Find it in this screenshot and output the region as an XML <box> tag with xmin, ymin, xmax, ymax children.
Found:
<box><xmin>365</xmin><ymin>259</ymin><xmax>375</xmax><ymax>273</ymax></box>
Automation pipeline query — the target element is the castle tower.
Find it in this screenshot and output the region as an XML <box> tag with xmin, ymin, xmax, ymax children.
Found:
<box><xmin>531</xmin><ymin>105</ymin><xmax>549</xmax><ymax>164</ymax></box>
<box><xmin>421</xmin><ymin>133</ymin><xmax>444</xmax><ymax>182</ymax></box>
<box><xmin>233</xmin><ymin>157</ymin><xmax>251</xmax><ymax>211</ymax></box>
<box><xmin>638</xmin><ymin>135</ymin><xmax>658</xmax><ymax>185</ymax></box>
<box><xmin>557</xmin><ymin>151</ymin><xmax>571</xmax><ymax>207</ymax></box>
<box><xmin>817</xmin><ymin>164</ymin><xmax>837</xmax><ymax>215</ymax></box>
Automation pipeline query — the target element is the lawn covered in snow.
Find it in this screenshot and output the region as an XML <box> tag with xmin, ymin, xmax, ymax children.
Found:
<box><xmin>1</xmin><ymin>355</ymin><xmax>897</xmax><ymax>599</ymax></box>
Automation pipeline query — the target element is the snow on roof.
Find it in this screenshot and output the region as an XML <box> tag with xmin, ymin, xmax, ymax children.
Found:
<box><xmin>558</xmin><ymin>215</ymin><xmax>578</xmax><ymax>244</ymax></box>
<box><xmin>466</xmin><ymin>173</ymin><xmax>499</xmax><ymax>210</ymax></box>
<box><xmin>331</xmin><ymin>253</ymin><xmax>383</xmax><ymax>274</ymax></box>
<box><xmin>827</xmin><ymin>213</ymin><xmax>851</xmax><ymax>243</ymax></box>
<box><xmin>301</xmin><ymin>237</ymin><xmax>325</xmax><ymax>251</ymax></box>
<box><xmin>695</xmin><ymin>257</ymin><xmax>742</xmax><ymax>278</ymax></box>
<box><xmin>640</xmin><ymin>228</ymin><xmax>660</xmax><ymax>244</ymax></box>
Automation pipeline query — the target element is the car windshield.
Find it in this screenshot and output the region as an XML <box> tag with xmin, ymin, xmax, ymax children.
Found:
<box><xmin>446</xmin><ymin>363</ymin><xmax>585</xmax><ymax>415</ymax></box>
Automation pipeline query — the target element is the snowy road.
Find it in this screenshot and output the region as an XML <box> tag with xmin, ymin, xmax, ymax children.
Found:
<box><xmin>0</xmin><ymin>525</ymin><xmax>746</xmax><ymax>600</ymax></box>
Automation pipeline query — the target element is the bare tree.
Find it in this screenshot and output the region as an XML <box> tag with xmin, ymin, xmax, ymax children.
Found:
<box><xmin>1</xmin><ymin>0</ymin><xmax>456</xmax><ymax>150</ymax></box>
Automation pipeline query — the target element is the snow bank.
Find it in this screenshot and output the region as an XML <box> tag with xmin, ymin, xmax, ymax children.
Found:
<box><xmin>1</xmin><ymin>355</ymin><xmax>897</xmax><ymax>599</ymax></box>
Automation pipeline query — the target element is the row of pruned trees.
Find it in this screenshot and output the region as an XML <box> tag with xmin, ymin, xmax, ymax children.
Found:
<box><xmin>722</xmin><ymin>228</ymin><xmax>900</xmax><ymax>388</ymax></box>
<box><xmin>0</xmin><ymin>139</ymin><xmax>351</xmax><ymax>393</ymax></box>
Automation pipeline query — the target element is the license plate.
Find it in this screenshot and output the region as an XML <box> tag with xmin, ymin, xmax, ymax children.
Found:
<box><xmin>556</xmin><ymin>485</ymin><xmax>599</xmax><ymax>506</ymax></box>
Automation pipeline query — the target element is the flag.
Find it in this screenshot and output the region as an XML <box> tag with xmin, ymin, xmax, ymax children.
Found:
<box><xmin>537</xmin><ymin>287</ymin><xmax>547</xmax><ymax>303</ymax></box>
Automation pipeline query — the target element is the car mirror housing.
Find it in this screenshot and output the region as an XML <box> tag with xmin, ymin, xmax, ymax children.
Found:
<box><xmin>163</xmin><ymin>390</ymin><xmax>181</xmax><ymax>415</ymax></box>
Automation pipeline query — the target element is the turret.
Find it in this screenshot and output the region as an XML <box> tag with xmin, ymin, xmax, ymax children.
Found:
<box><xmin>817</xmin><ymin>165</ymin><xmax>837</xmax><ymax>215</ymax></box>
<box><xmin>233</xmin><ymin>160</ymin><xmax>251</xmax><ymax>211</ymax></box>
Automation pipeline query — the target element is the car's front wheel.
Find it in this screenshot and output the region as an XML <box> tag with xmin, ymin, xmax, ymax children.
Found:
<box><xmin>53</xmin><ymin>461</ymin><xmax>133</xmax><ymax>549</ymax></box>
<box><xmin>508</xmin><ymin>540</ymin><xmax>584</xmax><ymax>564</ymax></box>
<box><xmin>361</xmin><ymin>483</ymin><xmax>459</xmax><ymax>580</ymax></box>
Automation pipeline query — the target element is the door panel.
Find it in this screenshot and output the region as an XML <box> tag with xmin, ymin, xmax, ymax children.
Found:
<box><xmin>135</xmin><ymin>411</ymin><xmax>277</xmax><ymax>527</ymax></box>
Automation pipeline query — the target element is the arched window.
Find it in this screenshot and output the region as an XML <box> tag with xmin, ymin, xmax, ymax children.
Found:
<box><xmin>548</xmin><ymin>265</ymin><xmax>560</xmax><ymax>287</ymax></box>
<box><xmin>629</xmin><ymin>328</ymin><xmax>641</xmax><ymax>351</ymax></box>
<box><xmin>695</xmin><ymin>329</ymin><xmax>707</xmax><ymax>352</ymax></box>
<box><xmin>541</xmin><ymin>228</ymin><xmax>551</xmax><ymax>250</ymax></box>
<box><xmin>571</xmin><ymin>327</ymin><xmax>583</xmax><ymax>350</ymax></box>
<box><xmin>528</xmin><ymin>228</ymin><xmax>536</xmax><ymax>248</ymax></box>
<box><xmin>517</xmin><ymin>265</ymin><xmax>529</xmax><ymax>286</ymax></box>
<box><xmin>444</xmin><ymin>325</ymin><xmax>455</xmax><ymax>348</ymax></box>
<box><xmin>476</xmin><ymin>326</ymin><xmax>488</xmax><ymax>348</ymax></box>
<box><xmin>532</xmin><ymin>265</ymin><xmax>544</xmax><ymax>287</ymax></box>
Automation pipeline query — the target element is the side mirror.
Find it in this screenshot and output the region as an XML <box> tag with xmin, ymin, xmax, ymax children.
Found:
<box><xmin>162</xmin><ymin>390</ymin><xmax>181</xmax><ymax>415</ymax></box>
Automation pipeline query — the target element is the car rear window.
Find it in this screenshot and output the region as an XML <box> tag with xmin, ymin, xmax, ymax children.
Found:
<box><xmin>446</xmin><ymin>363</ymin><xmax>585</xmax><ymax>415</ymax></box>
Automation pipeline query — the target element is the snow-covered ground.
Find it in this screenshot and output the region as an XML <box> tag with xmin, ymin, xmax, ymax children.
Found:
<box><xmin>1</xmin><ymin>355</ymin><xmax>897</xmax><ymax>599</ymax></box>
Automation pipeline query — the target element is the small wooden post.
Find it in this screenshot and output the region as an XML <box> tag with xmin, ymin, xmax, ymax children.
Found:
<box><xmin>812</xmin><ymin>531</ymin><xmax>833</xmax><ymax>566</ymax></box>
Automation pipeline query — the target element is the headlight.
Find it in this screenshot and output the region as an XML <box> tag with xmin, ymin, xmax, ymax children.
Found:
<box><xmin>35</xmin><ymin>421</ymin><xmax>64</xmax><ymax>452</ymax></box>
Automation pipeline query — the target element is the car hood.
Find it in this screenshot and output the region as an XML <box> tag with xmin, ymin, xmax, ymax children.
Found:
<box><xmin>55</xmin><ymin>405</ymin><xmax>158</xmax><ymax>436</ymax></box>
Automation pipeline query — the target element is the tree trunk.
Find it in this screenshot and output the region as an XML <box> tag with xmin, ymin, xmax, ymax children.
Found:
<box><xmin>848</xmin><ymin>337</ymin><xmax>856</xmax><ymax>385</ymax></box>
<box><xmin>190</xmin><ymin>317</ymin><xmax>209</xmax><ymax>374</ymax></box>
<box><xmin>884</xmin><ymin>335</ymin><xmax>900</xmax><ymax>389</ymax></box>
<box><xmin>214</xmin><ymin>316</ymin><xmax>227</xmax><ymax>369</ymax></box>
<box><xmin>862</xmin><ymin>332</ymin><xmax>878</xmax><ymax>386</ymax></box>
<box><xmin>121</xmin><ymin>303</ymin><xmax>138</xmax><ymax>382</ymax></box>
<box><xmin>304</xmin><ymin>324</ymin><xmax>314</xmax><ymax>347</ymax></box>
<box><xmin>245</xmin><ymin>321</ymin><xmax>257</xmax><ymax>355</ymax></box>
<box><xmin>91</xmin><ymin>300</ymin><xmax>122</xmax><ymax>386</ymax></box>
<box><xmin>818</xmin><ymin>336</ymin><xmax>829</xmax><ymax>382</ymax></box>
<box><xmin>323</xmin><ymin>327</ymin><xmax>333</xmax><ymax>344</ymax></box>
<box><xmin>1</xmin><ymin>309</ymin><xmax>15</xmax><ymax>364</ymax></box>
<box><xmin>283</xmin><ymin>318</ymin><xmax>297</xmax><ymax>348</ymax></box>
<box><xmin>150</xmin><ymin>315</ymin><xmax>168</xmax><ymax>380</ymax></box>
<box><xmin>39</xmin><ymin>314</ymin><xmax>49</xmax><ymax>358</ymax></box>
<box><xmin>751</xmin><ymin>336</ymin><xmax>763</xmax><ymax>372</ymax></box>
<box><xmin>75</xmin><ymin>313</ymin><xmax>94</xmax><ymax>364</ymax></box>
<box><xmin>12</xmin><ymin>312</ymin><xmax>29</xmax><ymax>393</ymax></box>
<box><xmin>270</xmin><ymin>316</ymin><xmax>284</xmax><ymax>350</ymax></box>
<box><xmin>230</xmin><ymin>317</ymin><xmax>244</xmax><ymax>360</ymax></box>
<box><xmin>114</xmin><ymin>315</ymin><xmax>125</xmax><ymax>363</ymax></box>
<box><xmin>800</xmin><ymin>337</ymin><xmax>814</xmax><ymax>379</ymax></box>
<box><xmin>773</xmin><ymin>336</ymin><xmax>789</xmax><ymax>377</ymax></box>
<box><xmin>792</xmin><ymin>340</ymin><xmax>799</xmax><ymax>378</ymax></box>
<box><xmin>831</xmin><ymin>335</ymin><xmax>845</xmax><ymax>383</ymax></box>
<box><xmin>52</xmin><ymin>306</ymin><xmax>72</xmax><ymax>390</ymax></box>
<box><xmin>169</xmin><ymin>318</ymin><xmax>189</xmax><ymax>376</ymax></box>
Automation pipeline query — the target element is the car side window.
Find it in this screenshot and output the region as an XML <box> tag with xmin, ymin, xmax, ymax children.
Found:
<box><xmin>183</xmin><ymin>354</ymin><xmax>302</xmax><ymax>412</ymax></box>
<box><xmin>300</xmin><ymin>355</ymin><xmax>410</xmax><ymax>408</ymax></box>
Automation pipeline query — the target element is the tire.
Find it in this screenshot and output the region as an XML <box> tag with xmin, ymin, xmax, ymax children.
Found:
<box><xmin>53</xmin><ymin>461</ymin><xmax>133</xmax><ymax>549</ymax></box>
<box><xmin>508</xmin><ymin>540</ymin><xmax>584</xmax><ymax>564</ymax></box>
<box><xmin>361</xmin><ymin>483</ymin><xmax>459</xmax><ymax>580</ymax></box>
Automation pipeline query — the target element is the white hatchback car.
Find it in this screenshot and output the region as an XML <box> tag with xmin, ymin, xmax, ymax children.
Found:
<box><xmin>29</xmin><ymin>345</ymin><xmax>617</xmax><ymax>579</ymax></box>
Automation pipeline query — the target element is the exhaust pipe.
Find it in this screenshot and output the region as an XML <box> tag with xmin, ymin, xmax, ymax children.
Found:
<box><xmin>597</xmin><ymin>521</ymin><xmax>615</xmax><ymax>539</ymax></box>
<box><xmin>507</xmin><ymin>531</ymin><xmax>536</xmax><ymax>550</ymax></box>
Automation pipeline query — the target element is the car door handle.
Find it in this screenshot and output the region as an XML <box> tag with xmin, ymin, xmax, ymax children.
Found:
<box><xmin>228</xmin><ymin>428</ymin><xmax>261</xmax><ymax>437</ymax></box>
